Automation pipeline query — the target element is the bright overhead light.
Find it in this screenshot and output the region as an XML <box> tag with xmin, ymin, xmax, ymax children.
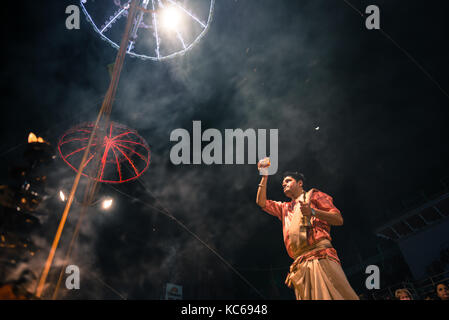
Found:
<box><xmin>59</xmin><ymin>190</ymin><xmax>66</xmax><ymax>202</ymax></box>
<box><xmin>161</xmin><ymin>6</ymin><xmax>182</xmax><ymax>30</ymax></box>
<box><xmin>102</xmin><ymin>198</ymin><xmax>113</xmax><ymax>210</ymax></box>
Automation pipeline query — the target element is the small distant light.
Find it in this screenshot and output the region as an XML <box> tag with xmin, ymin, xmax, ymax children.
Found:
<box><xmin>59</xmin><ymin>190</ymin><xmax>66</xmax><ymax>202</ymax></box>
<box><xmin>28</xmin><ymin>132</ymin><xmax>45</xmax><ymax>143</ymax></box>
<box><xmin>28</xmin><ymin>133</ymin><xmax>37</xmax><ymax>143</ymax></box>
<box><xmin>315</xmin><ymin>126</ymin><xmax>320</xmax><ymax>131</ymax></box>
<box><xmin>102</xmin><ymin>198</ymin><xmax>113</xmax><ymax>210</ymax></box>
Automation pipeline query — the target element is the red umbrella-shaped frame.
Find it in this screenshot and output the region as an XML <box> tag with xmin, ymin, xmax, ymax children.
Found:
<box><xmin>58</xmin><ymin>122</ymin><xmax>151</xmax><ymax>183</ymax></box>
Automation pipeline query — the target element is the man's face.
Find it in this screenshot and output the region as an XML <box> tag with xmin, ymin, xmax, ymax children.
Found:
<box><xmin>437</xmin><ymin>284</ymin><xmax>449</xmax><ymax>300</ymax></box>
<box><xmin>282</xmin><ymin>176</ymin><xmax>302</xmax><ymax>197</ymax></box>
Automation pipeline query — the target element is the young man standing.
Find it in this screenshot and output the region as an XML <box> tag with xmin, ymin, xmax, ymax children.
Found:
<box><xmin>256</xmin><ymin>165</ymin><xmax>359</xmax><ymax>300</ymax></box>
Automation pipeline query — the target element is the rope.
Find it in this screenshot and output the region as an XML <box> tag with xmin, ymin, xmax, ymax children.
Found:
<box><xmin>341</xmin><ymin>0</ymin><xmax>449</xmax><ymax>100</ymax></box>
<box><xmin>105</xmin><ymin>178</ymin><xmax>266</xmax><ymax>299</ymax></box>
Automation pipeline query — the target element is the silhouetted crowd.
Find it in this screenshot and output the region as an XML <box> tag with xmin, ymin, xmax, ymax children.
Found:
<box><xmin>357</xmin><ymin>282</ymin><xmax>449</xmax><ymax>300</ymax></box>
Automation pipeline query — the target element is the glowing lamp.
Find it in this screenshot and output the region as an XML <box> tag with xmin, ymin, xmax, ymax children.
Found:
<box><xmin>161</xmin><ymin>6</ymin><xmax>182</xmax><ymax>30</ymax></box>
<box><xmin>102</xmin><ymin>198</ymin><xmax>113</xmax><ymax>210</ymax></box>
<box><xmin>59</xmin><ymin>191</ymin><xmax>66</xmax><ymax>202</ymax></box>
<box><xmin>28</xmin><ymin>133</ymin><xmax>37</xmax><ymax>143</ymax></box>
<box><xmin>28</xmin><ymin>132</ymin><xmax>45</xmax><ymax>144</ymax></box>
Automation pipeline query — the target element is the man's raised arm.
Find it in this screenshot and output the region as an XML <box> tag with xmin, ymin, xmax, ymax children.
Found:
<box><xmin>256</xmin><ymin>159</ymin><xmax>269</xmax><ymax>207</ymax></box>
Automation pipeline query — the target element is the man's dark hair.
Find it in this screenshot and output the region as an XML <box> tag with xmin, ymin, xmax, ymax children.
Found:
<box><xmin>282</xmin><ymin>171</ymin><xmax>305</xmax><ymax>183</ymax></box>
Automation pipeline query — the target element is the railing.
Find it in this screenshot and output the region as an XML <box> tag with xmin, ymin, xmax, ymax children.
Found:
<box><xmin>414</xmin><ymin>270</ymin><xmax>449</xmax><ymax>299</ymax></box>
<box><xmin>371</xmin><ymin>269</ymin><xmax>449</xmax><ymax>300</ymax></box>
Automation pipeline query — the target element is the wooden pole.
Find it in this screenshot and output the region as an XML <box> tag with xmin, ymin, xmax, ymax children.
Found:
<box><xmin>35</xmin><ymin>0</ymin><xmax>140</xmax><ymax>298</ymax></box>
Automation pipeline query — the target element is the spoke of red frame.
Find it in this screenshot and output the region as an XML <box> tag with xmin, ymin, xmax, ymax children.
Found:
<box><xmin>114</xmin><ymin>139</ymin><xmax>147</xmax><ymax>149</ymax></box>
<box><xmin>113</xmin><ymin>142</ymin><xmax>147</xmax><ymax>162</ymax></box>
<box><xmin>100</xmin><ymin>143</ymin><xmax>111</xmax><ymax>181</ymax></box>
<box><xmin>111</xmin><ymin>131</ymin><xmax>134</xmax><ymax>141</ymax></box>
<box><xmin>111</xmin><ymin>146</ymin><xmax>123</xmax><ymax>182</ymax></box>
<box><xmin>77</xmin><ymin>129</ymin><xmax>93</xmax><ymax>134</ymax></box>
<box><xmin>60</xmin><ymin>137</ymin><xmax>90</xmax><ymax>145</ymax></box>
<box><xmin>64</xmin><ymin>144</ymin><xmax>97</xmax><ymax>158</ymax></box>
<box><xmin>65</xmin><ymin>146</ymin><xmax>87</xmax><ymax>158</ymax></box>
<box><xmin>109</xmin><ymin>123</ymin><xmax>113</xmax><ymax>138</ymax></box>
<box><xmin>115</xmin><ymin>145</ymin><xmax>139</xmax><ymax>176</ymax></box>
<box><xmin>82</xmin><ymin>152</ymin><xmax>96</xmax><ymax>169</ymax></box>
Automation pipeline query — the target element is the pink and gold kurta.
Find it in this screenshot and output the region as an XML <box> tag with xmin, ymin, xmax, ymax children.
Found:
<box><xmin>263</xmin><ymin>188</ymin><xmax>359</xmax><ymax>300</ymax></box>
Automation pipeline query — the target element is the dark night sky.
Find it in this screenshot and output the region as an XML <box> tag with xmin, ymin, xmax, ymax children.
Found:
<box><xmin>0</xmin><ymin>0</ymin><xmax>448</xmax><ymax>299</ymax></box>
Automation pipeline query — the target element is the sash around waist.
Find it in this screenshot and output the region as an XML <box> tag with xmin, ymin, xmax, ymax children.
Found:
<box><xmin>285</xmin><ymin>239</ymin><xmax>335</xmax><ymax>288</ymax></box>
<box><xmin>290</xmin><ymin>239</ymin><xmax>333</xmax><ymax>260</ymax></box>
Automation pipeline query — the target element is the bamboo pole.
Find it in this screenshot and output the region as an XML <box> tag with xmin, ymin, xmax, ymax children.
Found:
<box><xmin>35</xmin><ymin>0</ymin><xmax>139</xmax><ymax>298</ymax></box>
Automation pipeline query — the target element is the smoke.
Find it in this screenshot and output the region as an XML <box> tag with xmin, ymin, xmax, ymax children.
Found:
<box><xmin>5</xmin><ymin>0</ymin><xmax>449</xmax><ymax>299</ymax></box>
<box><xmin>1</xmin><ymin>0</ymin><xmax>351</xmax><ymax>299</ymax></box>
